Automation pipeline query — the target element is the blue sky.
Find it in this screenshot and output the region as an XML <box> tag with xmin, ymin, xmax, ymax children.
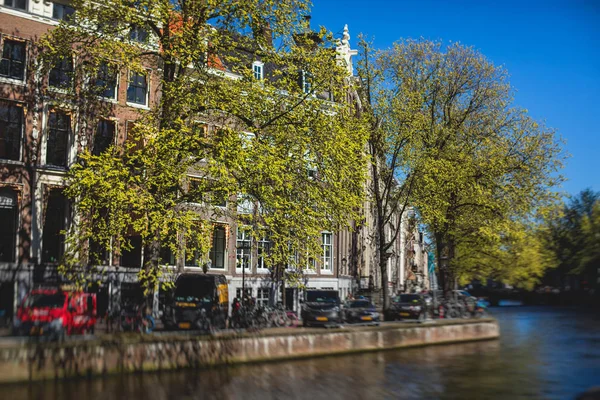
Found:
<box><xmin>310</xmin><ymin>0</ymin><xmax>600</xmax><ymax>196</ymax></box>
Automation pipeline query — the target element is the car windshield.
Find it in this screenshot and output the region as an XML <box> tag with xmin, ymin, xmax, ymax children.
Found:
<box><xmin>349</xmin><ymin>301</ymin><xmax>371</xmax><ymax>308</ymax></box>
<box><xmin>396</xmin><ymin>294</ymin><xmax>421</xmax><ymax>303</ymax></box>
<box><xmin>174</xmin><ymin>276</ymin><xmax>214</xmax><ymax>303</ymax></box>
<box><xmin>24</xmin><ymin>293</ymin><xmax>65</xmax><ymax>308</ymax></box>
<box><xmin>306</xmin><ymin>291</ymin><xmax>338</xmax><ymax>303</ymax></box>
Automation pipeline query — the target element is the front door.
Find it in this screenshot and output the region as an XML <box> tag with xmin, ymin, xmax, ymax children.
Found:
<box><xmin>285</xmin><ymin>288</ymin><xmax>295</xmax><ymax>311</ymax></box>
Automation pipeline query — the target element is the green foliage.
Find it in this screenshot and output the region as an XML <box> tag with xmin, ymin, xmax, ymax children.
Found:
<box><xmin>454</xmin><ymin>218</ymin><xmax>556</xmax><ymax>290</ymax></box>
<box><xmin>544</xmin><ymin>189</ymin><xmax>600</xmax><ymax>282</ymax></box>
<box><xmin>44</xmin><ymin>0</ymin><xmax>367</xmax><ymax>292</ymax></box>
<box><xmin>367</xmin><ymin>39</ymin><xmax>565</xmax><ymax>291</ymax></box>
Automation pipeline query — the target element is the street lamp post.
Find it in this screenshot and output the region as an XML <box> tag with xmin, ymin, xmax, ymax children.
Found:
<box><xmin>342</xmin><ymin>257</ymin><xmax>347</xmax><ymax>296</ymax></box>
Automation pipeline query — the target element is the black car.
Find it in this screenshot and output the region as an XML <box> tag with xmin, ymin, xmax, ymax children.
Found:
<box><xmin>385</xmin><ymin>294</ymin><xmax>426</xmax><ymax>321</ymax></box>
<box><xmin>301</xmin><ymin>290</ymin><xmax>342</xmax><ymax>327</ymax></box>
<box><xmin>161</xmin><ymin>273</ymin><xmax>229</xmax><ymax>331</ymax></box>
<box><xmin>342</xmin><ymin>299</ymin><xmax>380</xmax><ymax>324</ymax></box>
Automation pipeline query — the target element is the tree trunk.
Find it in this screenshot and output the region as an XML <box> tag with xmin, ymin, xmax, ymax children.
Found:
<box><xmin>144</xmin><ymin>232</ymin><xmax>161</xmax><ymax>310</ymax></box>
<box><xmin>435</xmin><ymin>232</ymin><xmax>456</xmax><ymax>297</ymax></box>
<box><xmin>380</xmin><ymin>253</ymin><xmax>390</xmax><ymax>310</ymax></box>
<box><xmin>350</xmin><ymin>220</ymin><xmax>359</xmax><ymax>293</ymax></box>
<box><xmin>281</xmin><ymin>265</ymin><xmax>286</xmax><ymax>309</ymax></box>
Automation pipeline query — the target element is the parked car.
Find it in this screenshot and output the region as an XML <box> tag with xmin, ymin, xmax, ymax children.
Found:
<box><xmin>385</xmin><ymin>294</ymin><xmax>426</xmax><ymax>321</ymax></box>
<box><xmin>342</xmin><ymin>299</ymin><xmax>379</xmax><ymax>324</ymax></box>
<box><xmin>161</xmin><ymin>273</ymin><xmax>229</xmax><ymax>331</ymax></box>
<box><xmin>13</xmin><ymin>288</ymin><xmax>97</xmax><ymax>339</ymax></box>
<box><xmin>301</xmin><ymin>290</ymin><xmax>341</xmax><ymax>327</ymax></box>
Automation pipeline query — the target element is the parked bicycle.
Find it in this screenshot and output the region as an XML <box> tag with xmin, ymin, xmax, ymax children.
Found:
<box><xmin>120</xmin><ymin>301</ymin><xmax>155</xmax><ymax>334</ymax></box>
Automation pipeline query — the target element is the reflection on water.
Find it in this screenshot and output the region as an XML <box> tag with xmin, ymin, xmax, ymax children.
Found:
<box><xmin>2</xmin><ymin>307</ymin><xmax>599</xmax><ymax>400</ymax></box>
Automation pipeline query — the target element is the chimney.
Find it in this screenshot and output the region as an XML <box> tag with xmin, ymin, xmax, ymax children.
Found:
<box><xmin>252</xmin><ymin>20</ymin><xmax>273</xmax><ymax>47</ymax></box>
<box><xmin>303</xmin><ymin>15</ymin><xmax>312</xmax><ymax>33</ymax></box>
<box><xmin>294</xmin><ymin>15</ymin><xmax>321</xmax><ymax>49</ymax></box>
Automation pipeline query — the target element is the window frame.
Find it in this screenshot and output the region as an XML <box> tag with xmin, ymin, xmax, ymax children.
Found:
<box><xmin>321</xmin><ymin>232</ymin><xmax>333</xmax><ymax>273</ymax></box>
<box><xmin>45</xmin><ymin>110</ymin><xmax>71</xmax><ymax>168</ymax></box>
<box><xmin>257</xmin><ymin>288</ymin><xmax>269</xmax><ymax>307</ymax></box>
<box><xmin>235</xmin><ymin>287</ymin><xmax>252</xmax><ymax>300</ymax></box>
<box><xmin>129</xmin><ymin>25</ymin><xmax>149</xmax><ymax>44</ymax></box>
<box><xmin>0</xmin><ymin>38</ymin><xmax>26</xmax><ymax>82</ymax></box>
<box><xmin>3</xmin><ymin>0</ymin><xmax>27</xmax><ymax>11</ymax></box>
<box><xmin>95</xmin><ymin>62</ymin><xmax>119</xmax><ymax>101</ymax></box>
<box><xmin>0</xmin><ymin>102</ymin><xmax>24</xmax><ymax>162</ymax></box>
<box><xmin>93</xmin><ymin>118</ymin><xmax>116</xmax><ymax>156</ymax></box>
<box><xmin>209</xmin><ymin>225</ymin><xmax>227</xmax><ymax>270</ymax></box>
<box><xmin>48</xmin><ymin>55</ymin><xmax>73</xmax><ymax>89</ymax></box>
<box><xmin>252</xmin><ymin>61</ymin><xmax>263</xmax><ymax>80</ymax></box>
<box><xmin>41</xmin><ymin>188</ymin><xmax>69</xmax><ymax>264</ymax></box>
<box><xmin>256</xmin><ymin>234</ymin><xmax>270</xmax><ymax>273</ymax></box>
<box><xmin>52</xmin><ymin>1</ymin><xmax>75</xmax><ymax>21</ymax></box>
<box><xmin>236</xmin><ymin>226</ymin><xmax>252</xmax><ymax>272</ymax></box>
<box><xmin>126</xmin><ymin>70</ymin><xmax>149</xmax><ymax>107</ymax></box>
<box><xmin>0</xmin><ymin>187</ymin><xmax>18</xmax><ymax>262</ymax></box>
<box><xmin>301</xmin><ymin>70</ymin><xmax>312</xmax><ymax>94</ymax></box>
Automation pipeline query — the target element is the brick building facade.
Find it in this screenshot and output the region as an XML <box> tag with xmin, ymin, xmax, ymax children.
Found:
<box><xmin>0</xmin><ymin>1</ymin><xmax>380</xmax><ymax>323</ymax></box>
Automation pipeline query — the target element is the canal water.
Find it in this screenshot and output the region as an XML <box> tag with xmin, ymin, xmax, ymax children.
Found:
<box><xmin>2</xmin><ymin>307</ymin><xmax>600</xmax><ymax>399</ymax></box>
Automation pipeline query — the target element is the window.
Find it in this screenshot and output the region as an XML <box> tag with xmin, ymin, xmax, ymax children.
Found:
<box><xmin>257</xmin><ymin>234</ymin><xmax>270</xmax><ymax>270</ymax></box>
<box><xmin>42</xmin><ymin>189</ymin><xmax>68</xmax><ymax>263</ymax></box>
<box><xmin>121</xmin><ymin>235</ymin><xmax>142</xmax><ymax>268</ymax></box>
<box><xmin>95</xmin><ymin>63</ymin><xmax>117</xmax><ymax>99</ymax></box>
<box><xmin>322</xmin><ymin>232</ymin><xmax>332</xmax><ymax>272</ymax></box>
<box><xmin>52</xmin><ymin>2</ymin><xmax>75</xmax><ymax>21</ymax></box>
<box><xmin>160</xmin><ymin>245</ymin><xmax>175</xmax><ymax>266</ymax></box>
<box><xmin>89</xmin><ymin>238</ymin><xmax>109</xmax><ymax>265</ymax></box>
<box><xmin>49</xmin><ymin>56</ymin><xmax>73</xmax><ymax>88</ymax></box>
<box><xmin>127</xmin><ymin>72</ymin><xmax>148</xmax><ymax>106</ymax></box>
<box><xmin>204</xmin><ymin>189</ymin><xmax>227</xmax><ymax>208</ymax></box>
<box><xmin>46</xmin><ymin>111</ymin><xmax>70</xmax><ymax>167</ymax></box>
<box><xmin>300</xmin><ymin>70</ymin><xmax>311</xmax><ymax>94</ymax></box>
<box><xmin>0</xmin><ymin>188</ymin><xmax>17</xmax><ymax>262</ymax></box>
<box><xmin>88</xmin><ymin>208</ymin><xmax>110</xmax><ymax>265</ymax></box>
<box><xmin>236</xmin><ymin>193</ymin><xmax>254</xmax><ymax>214</ymax></box>
<box><xmin>257</xmin><ymin>288</ymin><xmax>269</xmax><ymax>307</ymax></box>
<box><xmin>93</xmin><ymin>119</ymin><xmax>115</xmax><ymax>155</ymax></box>
<box><xmin>236</xmin><ymin>227</ymin><xmax>251</xmax><ymax>271</ymax></box>
<box><xmin>129</xmin><ymin>26</ymin><xmax>148</xmax><ymax>43</ymax></box>
<box><xmin>125</xmin><ymin>120</ymin><xmax>143</xmax><ymax>153</ymax></box>
<box><xmin>187</xmin><ymin>178</ymin><xmax>203</xmax><ymax>204</ymax></box>
<box><xmin>0</xmin><ymin>103</ymin><xmax>23</xmax><ymax>161</ymax></box>
<box><xmin>252</xmin><ymin>62</ymin><xmax>263</xmax><ymax>80</ymax></box>
<box><xmin>184</xmin><ymin>248</ymin><xmax>201</xmax><ymax>267</ymax></box>
<box><xmin>0</xmin><ymin>39</ymin><xmax>26</xmax><ymax>81</ymax></box>
<box><xmin>287</xmin><ymin>250</ymin><xmax>298</xmax><ymax>270</ymax></box>
<box><xmin>306</xmin><ymin>252</ymin><xmax>316</xmax><ymax>271</ymax></box>
<box><xmin>212</xmin><ymin>191</ymin><xmax>228</xmax><ymax>207</ymax></box>
<box><xmin>235</xmin><ymin>288</ymin><xmax>252</xmax><ymax>300</ymax></box>
<box><xmin>4</xmin><ymin>0</ymin><xmax>27</xmax><ymax>11</ymax></box>
<box><xmin>209</xmin><ymin>225</ymin><xmax>226</xmax><ymax>269</ymax></box>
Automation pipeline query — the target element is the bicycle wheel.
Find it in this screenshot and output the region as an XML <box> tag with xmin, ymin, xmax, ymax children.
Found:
<box><xmin>446</xmin><ymin>306</ymin><xmax>460</xmax><ymax>319</ymax></box>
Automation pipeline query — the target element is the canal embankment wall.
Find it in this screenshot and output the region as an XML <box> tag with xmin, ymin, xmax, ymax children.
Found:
<box><xmin>0</xmin><ymin>319</ymin><xmax>499</xmax><ymax>383</ymax></box>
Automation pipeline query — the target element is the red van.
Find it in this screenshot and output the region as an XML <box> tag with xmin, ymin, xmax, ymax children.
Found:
<box><xmin>13</xmin><ymin>288</ymin><xmax>97</xmax><ymax>339</ymax></box>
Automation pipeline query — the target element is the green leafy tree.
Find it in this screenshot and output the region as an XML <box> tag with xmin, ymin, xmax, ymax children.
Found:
<box><xmin>366</xmin><ymin>39</ymin><xmax>564</xmax><ymax>294</ymax></box>
<box><xmin>454</xmin><ymin>217</ymin><xmax>556</xmax><ymax>290</ymax></box>
<box><xmin>544</xmin><ymin>189</ymin><xmax>600</xmax><ymax>288</ymax></box>
<box><xmin>41</xmin><ymin>0</ymin><xmax>367</xmax><ymax>293</ymax></box>
<box><xmin>355</xmin><ymin>36</ymin><xmax>421</xmax><ymax>311</ymax></box>
<box><xmin>580</xmin><ymin>199</ymin><xmax>600</xmax><ymax>275</ymax></box>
